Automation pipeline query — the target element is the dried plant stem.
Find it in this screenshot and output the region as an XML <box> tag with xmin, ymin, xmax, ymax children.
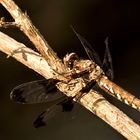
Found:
<box><xmin>0</xmin><ymin>0</ymin><xmax>66</xmax><ymax>74</ymax></box>
<box><xmin>0</xmin><ymin>0</ymin><xmax>140</xmax><ymax>139</ymax></box>
<box><xmin>0</xmin><ymin>31</ymin><xmax>54</xmax><ymax>79</ymax></box>
<box><xmin>80</xmin><ymin>90</ymin><xmax>140</xmax><ymax>140</ymax></box>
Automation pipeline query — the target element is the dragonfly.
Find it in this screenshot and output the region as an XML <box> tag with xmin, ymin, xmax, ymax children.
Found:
<box><xmin>71</xmin><ymin>29</ymin><xmax>140</xmax><ymax>111</ymax></box>
<box><xmin>10</xmin><ymin>28</ymin><xmax>140</xmax><ymax>128</ymax></box>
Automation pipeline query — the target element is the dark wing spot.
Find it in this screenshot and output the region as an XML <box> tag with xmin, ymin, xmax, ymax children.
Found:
<box><xmin>10</xmin><ymin>88</ymin><xmax>26</xmax><ymax>103</ymax></box>
<box><xmin>61</xmin><ymin>99</ymin><xmax>74</xmax><ymax>112</ymax></box>
<box><xmin>10</xmin><ymin>79</ymin><xmax>63</xmax><ymax>104</ymax></box>
<box><xmin>33</xmin><ymin>105</ymin><xmax>62</xmax><ymax>128</ymax></box>
<box><xmin>33</xmin><ymin>111</ymin><xmax>46</xmax><ymax>128</ymax></box>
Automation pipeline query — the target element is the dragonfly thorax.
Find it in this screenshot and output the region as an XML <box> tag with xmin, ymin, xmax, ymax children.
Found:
<box><xmin>73</xmin><ymin>59</ymin><xmax>104</xmax><ymax>81</ymax></box>
<box><xmin>73</xmin><ymin>59</ymin><xmax>94</xmax><ymax>73</ymax></box>
<box><xmin>63</xmin><ymin>53</ymin><xmax>104</xmax><ymax>81</ymax></box>
<box><xmin>89</xmin><ymin>64</ymin><xmax>104</xmax><ymax>81</ymax></box>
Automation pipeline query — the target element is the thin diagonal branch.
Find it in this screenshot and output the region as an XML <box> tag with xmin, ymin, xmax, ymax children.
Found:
<box><xmin>0</xmin><ymin>0</ymin><xmax>140</xmax><ymax>139</ymax></box>
<box><xmin>0</xmin><ymin>31</ymin><xmax>54</xmax><ymax>79</ymax></box>
<box><xmin>0</xmin><ymin>0</ymin><xmax>66</xmax><ymax>75</ymax></box>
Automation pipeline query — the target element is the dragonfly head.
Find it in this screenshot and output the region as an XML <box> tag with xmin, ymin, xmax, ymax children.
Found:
<box><xmin>63</xmin><ymin>53</ymin><xmax>78</xmax><ymax>69</ymax></box>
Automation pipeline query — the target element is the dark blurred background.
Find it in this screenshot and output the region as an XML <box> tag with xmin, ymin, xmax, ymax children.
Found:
<box><xmin>0</xmin><ymin>0</ymin><xmax>140</xmax><ymax>139</ymax></box>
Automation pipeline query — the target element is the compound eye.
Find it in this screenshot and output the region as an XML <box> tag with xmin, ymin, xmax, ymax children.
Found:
<box><xmin>63</xmin><ymin>53</ymin><xmax>78</xmax><ymax>69</ymax></box>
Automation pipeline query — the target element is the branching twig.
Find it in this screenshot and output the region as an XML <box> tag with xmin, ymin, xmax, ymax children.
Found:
<box><xmin>0</xmin><ymin>0</ymin><xmax>68</xmax><ymax>82</ymax></box>
<box><xmin>0</xmin><ymin>0</ymin><xmax>140</xmax><ymax>139</ymax></box>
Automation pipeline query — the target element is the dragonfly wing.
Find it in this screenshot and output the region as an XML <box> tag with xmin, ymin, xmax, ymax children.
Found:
<box><xmin>103</xmin><ymin>37</ymin><xmax>114</xmax><ymax>80</ymax></box>
<box><xmin>58</xmin><ymin>97</ymin><xmax>74</xmax><ymax>112</ymax></box>
<box><xmin>33</xmin><ymin>98</ymin><xmax>74</xmax><ymax>128</ymax></box>
<box><xmin>71</xmin><ymin>26</ymin><xmax>102</xmax><ymax>66</ymax></box>
<box><xmin>33</xmin><ymin>105</ymin><xmax>62</xmax><ymax>128</ymax></box>
<box><xmin>10</xmin><ymin>79</ymin><xmax>65</xmax><ymax>104</ymax></box>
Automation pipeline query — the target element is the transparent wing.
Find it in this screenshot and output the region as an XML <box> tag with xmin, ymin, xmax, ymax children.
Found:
<box><xmin>33</xmin><ymin>105</ymin><xmax>62</xmax><ymax>128</ymax></box>
<box><xmin>103</xmin><ymin>37</ymin><xmax>114</xmax><ymax>80</ymax></box>
<box><xmin>10</xmin><ymin>79</ymin><xmax>65</xmax><ymax>104</ymax></box>
<box><xmin>33</xmin><ymin>98</ymin><xmax>74</xmax><ymax>128</ymax></box>
<box><xmin>71</xmin><ymin>26</ymin><xmax>102</xmax><ymax>66</ymax></box>
<box><xmin>71</xmin><ymin>27</ymin><xmax>114</xmax><ymax>79</ymax></box>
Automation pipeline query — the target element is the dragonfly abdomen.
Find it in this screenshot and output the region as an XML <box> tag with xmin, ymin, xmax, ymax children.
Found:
<box><xmin>97</xmin><ymin>75</ymin><xmax>140</xmax><ymax>111</ymax></box>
